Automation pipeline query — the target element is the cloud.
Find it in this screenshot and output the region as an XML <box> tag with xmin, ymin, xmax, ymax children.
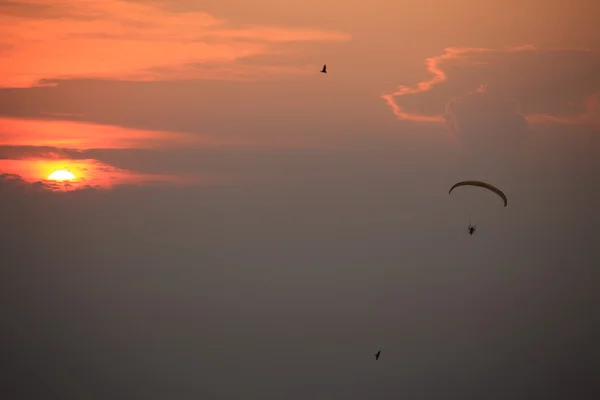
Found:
<box><xmin>0</xmin><ymin>117</ymin><xmax>239</xmax><ymax>149</ymax></box>
<box><xmin>0</xmin><ymin>158</ymin><xmax>221</xmax><ymax>190</ymax></box>
<box><xmin>0</xmin><ymin>0</ymin><xmax>351</xmax><ymax>87</ymax></box>
<box><xmin>0</xmin><ymin>172</ymin><xmax>54</xmax><ymax>192</ymax></box>
<box><xmin>444</xmin><ymin>86</ymin><xmax>529</xmax><ymax>154</ymax></box>
<box><xmin>382</xmin><ymin>46</ymin><xmax>600</xmax><ymax>127</ymax></box>
<box><xmin>0</xmin><ymin>117</ymin><xmax>240</xmax><ymax>190</ymax></box>
<box><xmin>0</xmin><ymin>113</ymin><xmax>335</xmax><ymax>192</ymax></box>
<box><xmin>380</xmin><ymin>46</ymin><xmax>600</xmax><ymax>189</ymax></box>
<box><xmin>0</xmin><ymin>145</ymin><xmax>86</xmax><ymax>160</ymax></box>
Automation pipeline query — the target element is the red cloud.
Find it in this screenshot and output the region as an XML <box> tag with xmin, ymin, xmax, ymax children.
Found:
<box><xmin>0</xmin><ymin>0</ymin><xmax>351</xmax><ymax>87</ymax></box>
<box><xmin>0</xmin><ymin>117</ymin><xmax>239</xmax><ymax>150</ymax></box>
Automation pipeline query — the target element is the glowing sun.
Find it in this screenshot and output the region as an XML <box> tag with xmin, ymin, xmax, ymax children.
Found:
<box><xmin>48</xmin><ymin>170</ymin><xmax>75</xmax><ymax>181</ymax></box>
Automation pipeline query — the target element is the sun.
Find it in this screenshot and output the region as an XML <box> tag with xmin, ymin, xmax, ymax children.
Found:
<box><xmin>48</xmin><ymin>170</ymin><xmax>76</xmax><ymax>181</ymax></box>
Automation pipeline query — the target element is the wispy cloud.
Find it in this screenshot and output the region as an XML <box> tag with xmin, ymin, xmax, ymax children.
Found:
<box><xmin>382</xmin><ymin>46</ymin><xmax>600</xmax><ymax>127</ymax></box>
<box><xmin>0</xmin><ymin>117</ymin><xmax>239</xmax><ymax>149</ymax></box>
<box><xmin>0</xmin><ymin>0</ymin><xmax>351</xmax><ymax>87</ymax></box>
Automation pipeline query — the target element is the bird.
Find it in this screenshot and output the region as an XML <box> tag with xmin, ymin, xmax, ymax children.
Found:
<box><xmin>375</xmin><ymin>350</ymin><xmax>381</xmax><ymax>360</ymax></box>
<box><xmin>320</xmin><ymin>64</ymin><xmax>327</xmax><ymax>73</ymax></box>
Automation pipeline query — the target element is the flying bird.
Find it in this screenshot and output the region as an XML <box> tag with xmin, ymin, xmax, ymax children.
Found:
<box><xmin>320</xmin><ymin>64</ymin><xmax>327</xmax><ymax>73</ymax></box>
<box><xmin>375</xmin><ymin>350</ymin><xmax>381</xmax><ymax>360</ymax></box>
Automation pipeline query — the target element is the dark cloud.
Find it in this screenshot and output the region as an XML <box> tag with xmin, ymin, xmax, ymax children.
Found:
<box><xmin>0</xmin><ymin>145</ymin><xmax>88</xmax><ymax>160</ymax></box>
<box><xmin>382</xmin><ymin>46</ymin><xmax>600</xmax><ymax>185</ymax></box>
<box><xmin>0</xmin><ymin>75</ymin><xmax>392</xmax><ymax>149</ymax></box>
<box><xmin>383</xmin><ymin>46</ymin><xmax>600</xmax><ymax>127</ymax></box>
<box><xmin>0</xmin><ymin>172</ymin><xmax>101</xmax><ymax>193</ymax></box>
<box><xmin>443</xmin><ymin>88</ymin><xmax>531</xmax><ymax>183</ymax></box>
<box><xmin>445</xmin><ymin>87</ymin><xmax>529</xmax><ymax>151</ymax></box>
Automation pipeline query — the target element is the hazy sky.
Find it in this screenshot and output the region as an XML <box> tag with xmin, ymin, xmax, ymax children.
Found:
<box><xmin>1</xmin><ymin>1</ymin><xmax>599</xmax><ymax>399</ymax></box>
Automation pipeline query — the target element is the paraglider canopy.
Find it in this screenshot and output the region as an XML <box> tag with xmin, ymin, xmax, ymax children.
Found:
<box><xmin>449</xmin><ymin>180</ymin><xmax>507</xmax><ymax>207</ymax></box>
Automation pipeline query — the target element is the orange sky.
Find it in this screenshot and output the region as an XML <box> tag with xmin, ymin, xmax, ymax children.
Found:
<box><xmin>0</xmin><ymin>0</ymin><xmax>350</xmax><ymax>87</ymax></box>
<box><xmin>0</xmin><ymin>0</ymin><xmax>598</xmax><ymax>191</ymax></box>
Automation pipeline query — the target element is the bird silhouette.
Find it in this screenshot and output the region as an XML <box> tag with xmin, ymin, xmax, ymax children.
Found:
<box><xmin>375</xmin><ymin>350</ymin><xmax>381</xmax><ymax>360</ymax></box>
<box><xmin>320</xmin><ymin>64</ymin><xmax>327</xmax><ymax>73</ymax></box>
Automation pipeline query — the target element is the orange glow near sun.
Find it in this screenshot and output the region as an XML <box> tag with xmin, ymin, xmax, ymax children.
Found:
<box><xmin>48</xmin><ymin>170</ymin><xmax>75</xmax><ymax>181</ymax></box>
<box><xmin>0</xmin><ymin>158</ymin><xmax>212</xmax><ymax>191</ymax></box>
<box><xmin>0</xmin><ymin>118</ymin><xmax>234</xmax><ymax>191</ymax></box>
<box><xmin>1</xmin><ymin>159</ymin><xmax>110</xmax><ymax>190</ymax></box>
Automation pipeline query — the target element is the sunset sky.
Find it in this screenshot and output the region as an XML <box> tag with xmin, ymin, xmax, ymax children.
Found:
<box><xmin>1</xmin><ymin>1</ymin><xmax>599</xmax><ymax>399</ymax></box>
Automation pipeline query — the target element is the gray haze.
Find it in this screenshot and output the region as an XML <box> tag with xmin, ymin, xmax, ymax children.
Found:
<box><xmin>1</xmin><ymin>1</ymin><xmax>600</xmax><ymax>399</ymax></box>
<box><xmin>2</xmin><ymin>102</ymin><xmax>599</xmax><ymax>398</ymax></box>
